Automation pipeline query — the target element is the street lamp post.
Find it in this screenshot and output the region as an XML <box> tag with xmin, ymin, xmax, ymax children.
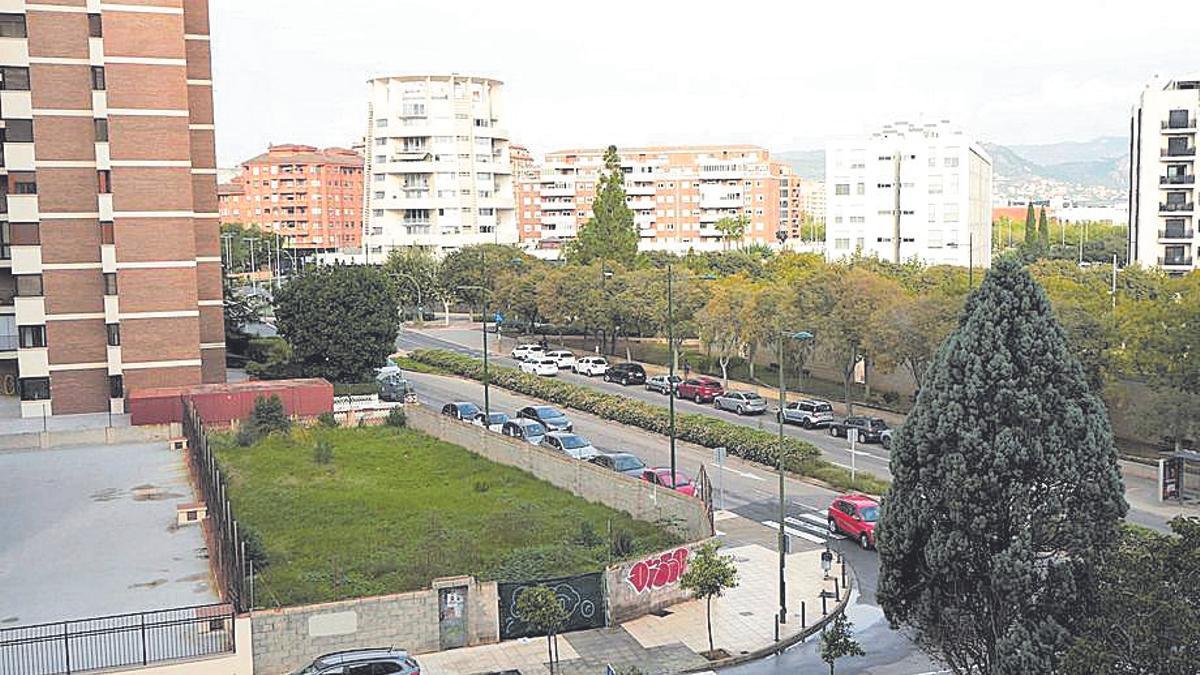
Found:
<box><xmin>667</xmin><ymin>264</ymin><xmax>677</xmax><ymax>483</ymax></box>
<box><xmin>459</xmin><ymin>284</ymin><xmax>492</xmax><ymax>421</ymax></box>
<box><xmin>776</xmin><ymin>328</ymin><xmax>814</xmax><ymax>625</ymax></box>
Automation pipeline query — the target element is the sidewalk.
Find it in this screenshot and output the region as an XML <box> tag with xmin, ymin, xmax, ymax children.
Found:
<box><xmin>417</xmin><ymin>518</ymin><xmax>850</xmax><ymax>675</ymax></box>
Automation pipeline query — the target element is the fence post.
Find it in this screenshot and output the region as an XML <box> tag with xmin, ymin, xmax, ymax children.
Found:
<box><xmin>140</xmin><ymin>613</ymin><xmax>148</xmax><ymax>665</ymax></box>
<box><xmin>62</xmin><ymin>622</ymin><xmax>70</xmax><ymax>674</ymax></box>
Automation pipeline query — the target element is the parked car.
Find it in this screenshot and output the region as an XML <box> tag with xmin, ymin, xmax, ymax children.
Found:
<box><xmin>501</xmin><ymin>418</ymin><xmax>547</xmax><ymax>445</ymax></box>
<box><xmin>677</xmin><ymin>377</ymin><xmax>724</xmax><ymax>403</ymax></box>
<box><xmin>517</xmin><ymin>405</ymin><xmax>573</xmax><ymax>432</ymax></box>
<box><xmin>546</xmin><ymin>350</ymin><xmax>576</xmax><ymax>369</ymax></box>
<box><xmin>589</xmin><ymin>452</ymin><xmax>647</xmax><ymax>477</ymax></box>
<box><xmin>640</xmin><ymin>467</ymin><xmax>696</xmax><ymax>497</ymax></box>
<box><xmin>540</xmin><ymin>431</ymin><xmax>599</xmax><ymax>460</ymax></box>
<box><xmin>828</xmin><ymin>494</ymin><xmax>880</xmax><ymax>549</ymax></box>
<box><xmin>441</xmin><ymin>401</ymin><xmax>480</xmax><ymax>421</ymax></box>
<box><xmin>777</xmin><ymin>399</ymin><xmax>835</xmax><ymax>428</ymax></box>
<box><xmin>472</xmin><ymin>411</ymin><xmax>509</xmax><ymax>432</ymax></box>
<box><xmin>378</xmin><ymin>373</ymin><xmax>415</xmax><ymax>402</ymax></box>
<box><xmin>519</xmin><ymin>357</ymin><xmax>560</xmax><ymax>377</ymax></box>
<box><xmin>712</xmin><ymin>391</ymin><xmax>768</xmax><ymax>415</ymax></box>
<box><xmin>828</xmin><ymin>415</ymin><xmax>889</xmax><ymax>443</ymax></box>
<box><xmin>604</xmin><ymin>363</ymin><xmax>647</xmax><ymax>386</ymax></box>
<box><xmin>510</xmin><ymin>344</ymin><xmax>546</xmax><ymax>361</ymax></box>
<box><xmin>644</xmin><ymin>374</ymin><xmax>682</xmax><ymax>395</ymax></box>
<box><xmin>574</xmin><ymin>356</ymin><xmax>609</xmax><ymax>376</ymax></box>
<box><xmin>292</xmin><ymin>647</ymin><xmax>421</xmax><ymax>675</ymax></box>
<box><xmin>880</xmin><ymin>428</ymin><xmax>894</xmax><ymax>449</ymax></box>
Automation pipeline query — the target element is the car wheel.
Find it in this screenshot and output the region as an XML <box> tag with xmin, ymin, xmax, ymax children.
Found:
<box><xmin>802</xmin><ymin>418</ymin><xmax>812</xmax><ymax>429</ymax></box>
<box><xmin>776</xmin><ymin>412</ymin><xmax>783</xmax><ymax>424</ymax></box>
<box><xmin>736</xmin><ymin>405</ymin><xmax>745</xmax><ymax>415</ymax></box>
<box><xmin>857</xmin><ymin>430</ymin><xmax>867</xmax><ymax>444</ymax></box>
<box><xmin>860</xmin><ymin>532</ymin><xmax>871</xmax><ymax>550</ymax></box>
<box><xmin>829</xmin><ymin>426</ymin><xmax>839</xmax><ymax>437</ymax></box>
<box><xmin>882</xmin><ymin>436</ymin><xmax>891</xmax><ymax>449</ymax></box>
<box><xmin>828</xmin><ymin>518</ymin><xmax>838</xmax><ymax>535</ymax></box>
<box><xmin>622</xmin><ymin>377</ymin><xmax>629</xmax><ymax>386</ymax></box>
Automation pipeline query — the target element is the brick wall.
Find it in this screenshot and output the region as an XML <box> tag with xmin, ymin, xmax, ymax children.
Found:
<box><xmin>405</xmin><ymin>406</ymin><xmax>714</xmax><ymax>541</ymax></box>
<box><xmin>250</xmin><ymin>577</ymin><xmax>498</xmax><ymax>675</ymax></box>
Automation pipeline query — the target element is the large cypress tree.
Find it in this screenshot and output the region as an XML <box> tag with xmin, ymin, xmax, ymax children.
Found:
<box><xmin>876</xmin><ymin>256</ymin><xmax>1127</xmax><ymax>674</ymax></box>
<box><xmin>1023</xmin><ymin>202</ymin><xmax>1037</xmax><ymax>248</ymax></box>
<box><xmin>565</xmin><ymin>145</ymin><xmax>638</xmax><ymax>265</ymax></box>
<box><xmin>1038</xmin><ymin>207</ymin><xmax>1050</xmax><ymax>247</ymax></box>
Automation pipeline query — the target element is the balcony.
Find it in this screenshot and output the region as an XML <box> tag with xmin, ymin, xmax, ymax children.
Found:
<box><xmin>1161</xmin><ymin>175</ymin><xmax>1196</xmax><ymax>185</ymax></box>
<box><xmin>1162</xmin><ymin>118</ymin><xmax>1197</xmax><ymax>131</ymax></box>
<box><xmin>1160</xmin><ymin>202</ymin><xmax>1195</xmax><ymax>212</ymax></box>
<box><xmin>628</xmin><ymin>198</ymin><xmax>655</xmax><ymax>210</ymax></box>
<box><xmin>1158</xmin><ymin>228</ymin><xmax>1195</xmax><ymax>240</ymax></box>
<box><xmin>0</xmin><ymin>333</ymin><xmax>15</xmax><ymax>351</ymax></box>
<box><xmin>1161</xmin><ymin>147</ymin><xmax>1196</xmax><ymax>157</ymax></box>
<box><xmin>1159</xmin><ymin>256</ymin><xmax>1194</xmax><ymax>267</ymax></box>
<box><xmin>540</xmin><ymin>200</ymin><xmax>574</xmax><ymax>211</ymax></box>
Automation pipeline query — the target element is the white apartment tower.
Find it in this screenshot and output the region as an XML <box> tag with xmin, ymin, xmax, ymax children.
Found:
<box><xmin>825</xmin><ymin>121</ymin><xmax>993</xmax><ymax>268</ymax></box>
<box><xmin>1129</xmin><ymin>75</ymin><xmax>1199</xmax><ymax>273</ymax></box>
<box><xmin>362</xmin><ymin>75</ymin><xmax>517</xmax><ymax>258</ymax></box>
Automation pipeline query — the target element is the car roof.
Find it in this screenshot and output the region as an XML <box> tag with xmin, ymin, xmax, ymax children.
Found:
<box><xmin>838</xmin><ymin>494</ymin><xmax>880</xmax><ymax>506</ymax></box>
<box><xmin>510</xmin><ymin>418</ymin><xmax>542</xmax><ymax>427</ymax></box>
<box><xmin>450</xmin><ymin>401</ymin><xmax>476</xmax><ymax>408</ymax></box>
<box><xmin>316</xmin><ymin>647</ymin><xmax>410</xmax><ymax>665</ymax></box>
<box><xmin>545</xmin><ymin>430</ymin><xmax>579</xmax><ymax>439</ymax></box>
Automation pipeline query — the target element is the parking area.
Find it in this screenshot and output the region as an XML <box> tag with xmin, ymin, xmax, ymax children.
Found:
<box><xmin>0</xmin><ymin>441</ymin><xmax>217</xmax><ymax>626</ymax></box>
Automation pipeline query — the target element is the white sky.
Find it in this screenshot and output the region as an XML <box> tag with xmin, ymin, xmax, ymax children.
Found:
<box><xmin>210</xmin><ymin>0</ymin><xmax>1196</xmax><ymax>167</ymax></box>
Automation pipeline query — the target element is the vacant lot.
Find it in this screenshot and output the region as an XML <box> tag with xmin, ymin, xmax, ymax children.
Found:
<box><xmin>215</xmin><ymin>426</ymin><xmax>678</xmax><ymax>606</ymax></box>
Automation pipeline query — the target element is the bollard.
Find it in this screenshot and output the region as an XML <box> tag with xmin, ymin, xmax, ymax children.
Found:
<box><xmin>834</xmin><ymin>577</ymin><xmax>840</xmax><ymax>602</ymax></box>
<box><xmin>774</xmin><ymin>615</ymin><xmax>780</xmax><ymax>643</ymax></box>
<box><xmin>801</xmin><ymin>601</ymin><xmax>806</xmax><ymax>629</ymax></box>
<box><xmin>841</xmin><ymin>560</ymin><xmax>847</xmax><ymax>589</ymax></box>
<box><xmin>822</xmin><ymin>592</ymin><xmax>828</xmax><ymax>615</ymax></box>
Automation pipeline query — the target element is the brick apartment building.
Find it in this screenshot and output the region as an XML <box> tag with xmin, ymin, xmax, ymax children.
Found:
<box><xmin>217</xmin><ymin>143</ymin><xmax>364</xmax><ymax>251</ymax></box>
<box><xmin>0</xmin><ymin>0</ymin><xmax>223</xmax><ymax>418</ymax></box>
<box><xmin>515</xmin><ymin>145</ymin><xmax>806</xmax><ymax>252</ymax></box>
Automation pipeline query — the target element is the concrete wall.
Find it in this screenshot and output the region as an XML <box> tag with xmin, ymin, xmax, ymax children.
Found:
<box><xmin>605</xmin><ymin>539</ymin><xmax>713</xmax><ymax>624</ymax></box>
<box><xmin>0</xmin><ymin>422</ymin><xmax>180</xmax><ymax>451</ymax></box>
<box><xmin>406</xmin><ymin>405</ymin><xmax>714</xmax><ymax>541</ymax></box>
<box><xmin>250</xmin><ymin>577</ymin><xmax>498</xmax><ymax>675</ymax></box>
<box><xmin>122</xmin><ymin>616</ymin><xmax>254</xmax><ymax>675</ymax></box>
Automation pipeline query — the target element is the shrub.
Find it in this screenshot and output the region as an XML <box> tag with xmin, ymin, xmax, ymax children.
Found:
<box><xmin>313</xmin><ymin>439</ymin><xmax>333</xmax><ymax>465</ymax></box>
<box><xmin>385</xmin><ymin>407</ymin><xmax>407</xmax><ymax>427</ymax></box>
<box><xmin>333</xmin><ymin>382</ymin><xmax>380</xmax><ymax>396</ymax></box>
<box><xmin>241</xmin><ymin>524</ymin><xmax>270</xmax><ymax>570</ymax></box>
<box><xmin>235</xmin><ymin>424</ymin><xmax>258</xmax><ymax>447</ymax></box>
<box><xmin>245</xmin><ymin>337</ymin><xmax>295</xmax><ymax>380</ymax></box>
<box><xmin>611</xmin><ymin>529</ymin><xmax>634</xmax><ymax>558</ymax></box>
<box><xmin>316</xmin><ymin>411</ymin><xmax>338</xmax><ymax>428</ymax></box>
<box><xmin>574</xmin><ymin>521</ymin><xmax>603</xmax><ymax>548</ymax></box>
<box><xmin>250</xmin><ymin>394</ymin><xmax>291</xmax><ymax>436</ymax></box>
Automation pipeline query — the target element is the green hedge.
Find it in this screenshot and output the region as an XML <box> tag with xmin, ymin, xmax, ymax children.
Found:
<box><xmin>409</xmin><ymin>348</ymin><xmax>889</xmax><ymax>494</ymax></box>
<box><xmin>333</xmin><ymin>382</ymin><xmax>380</xmax><ymax>396</ymax></box>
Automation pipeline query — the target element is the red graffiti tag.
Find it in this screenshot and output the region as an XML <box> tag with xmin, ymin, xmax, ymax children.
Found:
<box><xmin>626</xmin><ymin>548</ymin><xmax>690</xmax><ymax>594</ymax></box>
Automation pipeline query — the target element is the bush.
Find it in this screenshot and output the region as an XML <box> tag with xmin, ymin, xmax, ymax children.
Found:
<box><xmin>316</xmin><ymin>411</ymin><xmax>338</xmax><ymax>428</ymax></box>
<box><xmin>386</xmin><ymin>407</ymin><xmax>407</xmax><ymax>427</ymax></box>
<box><xmin>245</xmin><ymin>337</ymin><xmax>295</xmax><ymax>380</ymax></box>
<box><xmin>409</xmin><ymin>348</ymin><xmax>889</xmax><ymax>494</ymax></box>
<box><xmin>313</xmin><ymin>439</ymin><xmax>333</xmax><ymax>465</ymax></box>
<box><xmin>250</xmin><ymin>394</ymin><xmax>291</xmax><ymax>436</ymax></box>
<box><xmin>235</xmin><ymin>424</ymin><xmax>258</xmax><ymax>447</ymax></box>
<box><xmin>333</xmin><ymin>382</ymin><xmax>380</xmax><ymax>396</ymax></box>
<box><xmin>241</xmin><ymin>524</ymin><xmax>270</xmax><ymax>570</ymax></box>
<box><xmin>574</xmin><ymin>521</ymin><xmax>603</xmax><ymax>548</ymax></box>
<box><xmin>611</xmin><ymin>529</ymin><xmax>635</xmax><ymax>558</ymax></box>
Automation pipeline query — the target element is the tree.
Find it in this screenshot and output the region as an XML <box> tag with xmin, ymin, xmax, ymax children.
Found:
<box><xmin>810</xmin><ymin>268</ymin><xmax>900</xmax><ymax>414</ymax></box>
<box><xmin>222</xmin><ymin>281</ymin><xmax>261</xmax><ymax>355</ymax></box>
<box><xmin>877</xmin><ymin>256</ymin><xmax>1127</xmax><ymax>674</ymax></box>
<box><xmin>220</xmin><ymin>222</ymin><xmax>288</xmax><ymax>274</ymax></box>
<box><xmin>679</xmin><ymin>541</ymin><xmax>739</xmax><ymax>653</ymax></box>
<box><xmin>382</xmin><ymin>247</ymin><xmax>439</xmax><ymax>321</ymax></box>
<box><xmin>1063</xmin><ymin>517</ymin><xmax>1200</xmax><ymax>674</ymax></box>
<box><xmin>274</xmin><ymin>264</ymin><xmax>397</xmax><ymax>383</ymax></box>
<box><xmin>820</xmin><ymin>612</ymin><xmax>865</xmax><ymax>675</ymax></box>
<box><xmin>874</xmin><ymin>291</ymin><xmax>963</xmax><ymax>391</ymax></box>
<box><xmin>1023</xmin><ymin>202</ymin><xmax>1037</xmax><ymax>248</ymax></box>
<box><xmin>515</xmin><ymin>585</ymin><xmax>568</xmax><ymax>672</ymax></box>
<box><xmin>714</xmin><ymin>214</ymin><xmax>749</xmax><ymax>251</ymax></box>
<box><xmin>1038</xmin><ymin>208</ymin><xmax>1050</xmax><ymax>247</ymax></box>
<box><xmin>696</xmin><ymin>277</ymin><xmax>754</xmax><ymax>386</ymax></box>
<box><xmin>565</xmin><ymin>145</ymin><xmax>638</xmax><ymax>265</ymax></box>
<box><xmin>249</xmin><ymin>394</ymin><xmax>290</xmax><ymax>436</ymax></box>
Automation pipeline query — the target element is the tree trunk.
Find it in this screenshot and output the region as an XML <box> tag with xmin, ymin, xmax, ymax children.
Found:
<box><xmin>442</xmin><ymin>300</ymin><xmax>451</xmax><ymax>326</ymax></box>
<box><xmin>720</xmin><ymin>357</ymin><xmax>730</xmax><ymax>388</ymax></box>
<box><xmin>748</xmin><ymin>344</ymin><xmax>757</xmax><ymax>380</ymax></box>
<box><xmin>547</xmin><ymin>634</ymin><xmax>553</xmax><ymax>672</ymax></box>
<box><xmin>707</xmin><ymin>596</ymin><xmax>714</xmax><ymax>653</ymax></box>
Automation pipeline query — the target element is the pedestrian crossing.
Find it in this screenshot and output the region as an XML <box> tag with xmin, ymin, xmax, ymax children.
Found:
<box><xmin>760</xmin><ymin>510</ymin><xmax>846</xmax><ymax>546</ymax></box>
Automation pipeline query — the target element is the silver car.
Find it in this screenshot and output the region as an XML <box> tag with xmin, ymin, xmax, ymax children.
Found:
<box><xmin>540</xmin><ymin>431</ymin><xmax>599</xmax><ymax>460</ymax></box>
<box><xmin>777</xmin><ymin>399</ymin><xmax>835</xmax><ymax>428</ymax></box>
<box><xmin>713</xmin><ymin>391</ymin><xmax>768</xmax><ymax>415</ymax></box>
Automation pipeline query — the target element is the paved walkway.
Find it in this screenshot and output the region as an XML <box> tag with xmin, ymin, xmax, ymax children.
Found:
<box><xmin>418</xmin><ymin>517</ymin><xmax>848</xmax><ymax>675</ymax></box>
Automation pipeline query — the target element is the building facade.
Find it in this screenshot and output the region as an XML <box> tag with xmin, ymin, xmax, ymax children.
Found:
<box><xmin>0</xmin><ymin>0</ymin><xmax>222</xmax><ymax>418</ymax></box>
<box><xmin>217</xmin><ymin>144</ymin><xmax>363</xmax><ymax>251</ymax></box>
<box><xmin>515</xmin><ymin>145</ymin><xmax>805</xmax><ymax>253</ymax></box>
<box><xmin>1129</xmin><ymin>75</ymin><xmax>1199</xmax><ymax>273</ymax></box>
<box><xmin>361</xmin><ymin>74</ymin><xmax>517</xmax><ymax>259</ymax></box>
<box><xmin>825</xmin><ymin>121</ymin><xmax>993</xmax><ymax>268</ymax></box>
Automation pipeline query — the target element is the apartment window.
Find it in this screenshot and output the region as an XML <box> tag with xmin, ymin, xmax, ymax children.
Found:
<box><xmin>943</xmin><ymin>204</ymin><xmax>960</xmax><ymax>222</ymax></box>
<box><xmin>16</xmin><ymin>274</ymin><xmax>42</xmax><ymax>297</ymax></box>
<box><xmin>90</xmin><ymin>66</ymin><xmax>106</xmax><ymax>90</ymax></box>
<box><xmin>928</xmin><ymin>230</ymin><xmax>944</xmax><ymax>248</ymax></box>
<box><xmin>372</xmin><ymin>209</ymin><xmax>383</xmax><ymax>217</ymax></box>
<box><xmin>109</xmin><ymin>374</ymin><xmax>123</xmax><ymax>399</ymax></box>
<box><xmin>928</xmin><ymin>204</ymin><xmax>937</xmax><ymax>222</ymax></box>
<box><xmin>373</xmin><ymin>174</ymin><xmax>384</xmax><ymax>182</ymax></box>
<box><xmin>944</xmin><ymin>157</ymin><xmax>959</xmax><ymax>168</ymax></box>
<box><xmin>18</xmin><ymin>377</ymin><xmax>50</xmax><ymax>401</ymax></box>
<box><xmin>834</xmin><ymin>183</ymin><xmax>850</xmax><ymax>196</ymax></box>
<box><xmin>856</xmin><ymin>183</ymin><xmax>865</xmax><ymax>196</ymax></box>
<box><xmin>93</xmin><ymin>118</ymin><xmax>108</xmax><ymax>142</ymax></box>
<box><xmin>373</xmin><ymin>191</ymin><xmax>384</xmax><ymax>199</ymax></box>
<box><xmin>100</xmin><ymin>220</ymin><xmax>114</xmax><ymax>244</ymax></box>
<box><xmin>0</xmin><ymin>14</ymin><xmax>26</xmax><ymax>38</ymax></box>
<box><xmin>19</xmin><ymin>325</ymin><xmax>46</xmax><ymax>348</ymax></box>
<box><xmin>0</xmin><ymin>66</ymin><xmax>30</xmax><ymax>90</ymax></box>
<box><xmin>87</xmin><ymin>13</ymin><xmax>102</xmax><ymax>37</ymax></box>
<box><xmin>375</xmin><ymin>118</ymin><xmax>388</xmax><ymax>128</ymax></box>
<box><xmin>2</xmin><ymin>118</ymin><xmax>33</xmax><ymax>142</ymax></box>
<box><xmin>374</xmin><ymin>137</ymin><xmax>386</xmax><ymax>146</ymax></box>
<box><xmin>97</xmin><ymin>170</ymin><xmax>112</xmax><ymax>194</ymax></box>
<box><xmin>103</xmin><ymin>272</ymin><xmax>117</xmax><ymax>295</ymax></box>
<box><xmin>106</xmin><ymin>323</ymin><xmax>120</xmax><ymax>346</ymax></box>
<box><xmin>834</xmin><ymin>238</ymin><xmax>850</xmax><ymax>250</ymax></box>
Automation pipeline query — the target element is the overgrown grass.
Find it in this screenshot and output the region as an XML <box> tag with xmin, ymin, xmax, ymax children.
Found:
<box><xmin>215</xmin><ymin>426</ymin><xmax>679</xmax><ymax>606</ymax></box>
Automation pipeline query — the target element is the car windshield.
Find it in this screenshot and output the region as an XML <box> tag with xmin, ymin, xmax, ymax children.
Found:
<box><xmin>663</xmin><ymin>472</ymin><xmax>690</xmax><ymax>487</ymax></box>
<box><xmin>534</xmin><ymin>406</ymin><xmax>564</xmax><ymax>419</ymax></box>
<box><xmin>815</xmin><ymin>403</ymin><xmax>832</xmax><ymax>412</ymax></box>
<box><xmin>744</xmin><ymin>393</ymin><xmax>763</xmax><ymax>401</ymax></box>
<box><xmin>613</xmin><ymin>455</ymin><xmax>644</xmax><ymax>471</ymax></box>
<box><xmin>488</xmin><ymin>413</ymin><xmax>508</xmax><ymax>424</ymax></box>
<box><xmin>457</xmin><ymin>403</ymin><xmax>480</xmax><ymax>417</ymax></box>
<box><xmin>868</xmin><ymin>420</ymin><xmax>887</xmax><ymax>430</ymax></box>
<box><xmin>860</xmin><ymin>505</ymin><xmax>880</xmax><ymax>522</ymax></box>
<box><xmin>558</xmin><ymin>435</ymin><xmax>590</xmax><ymax>449</ymax></box>
<box><xmin>522</xmin><ymin>421</ymin><xmax>547</xmax><ymax>435</ymax></box>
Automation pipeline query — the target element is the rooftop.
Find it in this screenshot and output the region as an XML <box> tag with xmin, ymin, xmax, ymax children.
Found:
<box><xmin>241</xmin><ymin>144</ymin><xmax>363</xmax><ymax>167</ymax></box>
<box><xmin>548</xmin><ymin>144</ymin><xmax>767</xmax><ymax>157</ymax></box>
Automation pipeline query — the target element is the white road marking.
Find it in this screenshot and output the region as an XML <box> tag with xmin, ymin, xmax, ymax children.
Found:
<box><xmin>761</xmin><ymin>519</ymin><xmax>827</xmax><ymax>544</ymax></box>
<box><xmin>787</xmin><ymin>515</ymin><xmax>845</xmax><ymax>540</ymax></box>
<box><xmin>715</xmin><ymin>465</ymin><xmax>765</xmax><ymax>481</ymax></box>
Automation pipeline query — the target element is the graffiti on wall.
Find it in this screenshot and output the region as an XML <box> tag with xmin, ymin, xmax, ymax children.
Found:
<box><xmin>498</xmin><ymin>572</ymin><xmax>604</xmax><ymax>639</ymax></box>
<box><xmin>626</xmin><ymin>547</ymin><xmax>690</xmax><ymax>594</ymax></box>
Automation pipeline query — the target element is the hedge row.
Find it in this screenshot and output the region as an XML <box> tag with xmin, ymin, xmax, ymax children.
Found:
<box><xmin>408</xmin><ymin>349</ymin><xmax>890</xmax><ymax>494</ymax></box>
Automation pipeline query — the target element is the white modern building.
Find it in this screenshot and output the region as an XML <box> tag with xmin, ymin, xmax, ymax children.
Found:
<box><xmin>1129</xmin><ymin>74</ymin><xmax>1199</xmax><ymax>273</ymax></box>
<box><xmin>825</xmin><ymin>121</ymin><xmax>993</xmax><ymax>268</ymax></box>
<box><xmin>362</xmin><ymin>74</ymin><xmax>518</xmax><ymax>259</ymax></box>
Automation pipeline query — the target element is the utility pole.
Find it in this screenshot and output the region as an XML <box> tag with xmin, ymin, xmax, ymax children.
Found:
<box><xmin>667</xmin><ymin>264</ymin><xmax>677</xmax><ymax>484</ymax></box>
<box><xmin>892</xmin><ymin>154</ymin><xmax>902</xmax><ymax>263</ymax></box>
<box><xmin>777</xmin><ymin>329</ymin><xmax>788</xmax><ymax>626</ymax></box>
<box><xmin>1111</xmin><ymin>253</ymin><xmax>1118</xmax><ymax>312</ymax></box>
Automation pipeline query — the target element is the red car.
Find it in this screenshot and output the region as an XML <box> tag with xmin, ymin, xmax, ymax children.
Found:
<box><xmin>828</xmin><ymin>494</ymin><xmax>880</xmax><ymax>549</ymax></box>
<box><xmin>677</xmin><ymin>377</ymin><xmax>724</xmax><ymax>403</ymax></box>
<box><xmin>641</xmin><ymin>467</ymin><xmax>696</xmax><ymax>496</ymax></box>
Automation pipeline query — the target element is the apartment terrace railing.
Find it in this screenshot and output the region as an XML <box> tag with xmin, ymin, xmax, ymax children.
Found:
<box><xmin>1159</xmin><ymin>229</ymin><xmax>1196</xmax><ymax>239</ymax></box>
<box><xmin>1159</xmin><ymin>256</ymin><xmax>1195</xmax><ymax>266</ymax></box>
<box><xmin>1162</xmin><ymin>119</ymin><xmax>1195</xmax><ymax>129</ymax></box>
<box><xmin>1160</xmin><ymin>202</ymin><xmax>1195</xmax><ymax>212</ymax></box>
<box><xmin>1161</xmin><ymin>175</ymin><xmax>1196</xmax><ymax>184</ymax></box>
<box><xmin>1162</xmin><ymin>147</ymin><xmax>1197</xmax><ymax>157</ymax></box>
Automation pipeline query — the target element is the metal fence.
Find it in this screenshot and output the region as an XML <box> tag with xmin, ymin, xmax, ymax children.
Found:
<box><xmin>0</xmin><ymin>604</ymin><xmax>235</xmax><ymax>675</ymax></box>
<box><xmin>182</xmin><ymin>399</ymin><xmax>251</xmax><ymax>612</ymax></box>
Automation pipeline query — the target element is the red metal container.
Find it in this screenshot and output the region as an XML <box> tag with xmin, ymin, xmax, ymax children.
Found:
<box><xmin>129</xmin><ymin>379</ymin><xmax>334</xmax><ymax>426</ymax></box>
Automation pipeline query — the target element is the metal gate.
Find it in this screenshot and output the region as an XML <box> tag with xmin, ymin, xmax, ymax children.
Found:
<box><xmin>437</xmin><ymin>586</ymin><xmax>468</xmax><ymax>650</ymax></box>
<box><xmin>497</xmin><ymin>572</ymin><xmax>604</xmax><ymax>639</ymax></box>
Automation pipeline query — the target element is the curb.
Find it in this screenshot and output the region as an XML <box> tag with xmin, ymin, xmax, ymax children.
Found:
<box><xmin>681</xmin><ymin>563</ymin><xmax>857</xmax><ymax>673</ymax></box>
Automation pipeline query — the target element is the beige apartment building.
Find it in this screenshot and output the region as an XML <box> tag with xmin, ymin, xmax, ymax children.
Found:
<box><xmin>0</xmin><ymin>0</ymin><xmax>223</xmax><ymax>417</ymax></box>
<box><xmin>515</xmin><ymin>145</ymin><xmax>805</xmax><ymax>252</ymax></box>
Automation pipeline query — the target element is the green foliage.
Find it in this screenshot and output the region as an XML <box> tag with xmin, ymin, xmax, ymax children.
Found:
<box><xmin>565</xmin><ymin>145</ymin><xmax>638</xmax><ymax>265</ymax></box>
<box><xmin>222</xmin><ymin>281</ymin><xmax>261</xmax><ymax>355</ymax></box>
<box><xmin>240</xmin><ymin>523</ymin><xmax>270</xmax><ymax>570</ymax></box>
<box><xmin>877</xmin><ymin>257</ymin><xmax>1127</xmax><ymax>674</ymax></box>
<box><xmin>274</xmin><ymin>264</ymin><xmax>397</xmax><ymax>383</ymax></box>
<box><xmin>332</xmin><ymin>382</ymin><xmax>380</xmax><ymax>396</ymax></box>
<box><xmin>1063</xmin><ymin>517</ymin><xmax>1200</xmax><ymax>674</ymax></box>
<box><xmin>680</xmin><ymin>541</ymin><xmax>739</xmax><ymax>652</ymax></box>
<box><xmin>250</xmin><ymin>394</ymin><xmax>290</xmax><ymax>436</ymax></box>
<box><xmin>713</xmin><ymin>214</ymin><xmax>749</xmax><ymax>250</ymax></box>
<box><xmin>212</xmin><ymin>427</ymin><xmax>677</xmax><ymax>604</ymax></box>
<box><xmin>515</xmin><ymin>585</ymin><xmax>569</xmax><ymax>664</ymax></box>
<box><xmin>1038</xmin><ymin>207</ymin><xmax>1050</xmax><ymax>247</ymax></box>
<box><xmin>244</xmin><ymin>337</ymin><xmax>295</xmax><ymax>380</ymax></box>
<box><xmin>820</xmin><ymin>612</ymin><xmax>865</xmax><ymax>675</ymax></box>
<box><xmin>312</xmin><ymin>439</ymin><xmax>333</xmax><ymax>465</ymax></box>
<box><xmin>574</xmin><ymin>520</ymin><xmax>603</xmax><ymax>548</ymax></box>
<box><xmin>610</xmin><ymin>528</ymin><xmax>635</xmax><ymax>558</ymax></box>
<box><xmin>316</xmin><ymin>411</ymin><xmax>338</xmax><ymax>428</ymax></box>
<box><xmin>235</xmin><ymin>424</ymin><xmax>258</xmax><ymax>447</ymax></box>
<box><xmin>220</xmin><ymin>222</ymin><xmax>288</xmax><ymax>274</ymax></box>
<box><xmin>1024</xmin><ymin>202</ymin><xmax>1037</xmax><ymax>247</ymax></box>
<box><xmin>385</xmin><ymin>407</ymin><xmax>407</xmax><ymax>428</ymax></box>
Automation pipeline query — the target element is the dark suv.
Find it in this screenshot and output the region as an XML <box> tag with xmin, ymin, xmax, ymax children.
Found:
<box><xmin>828</xmin><ymin>415</ymin><xmax>889</xmax><ymax>443</ymax></box>
<box><xmin>292</xmin><ymin>647</ymin><xmax>421</xmax><ymax>674</ymax></box>
<box><xmin>604</xmin><ymin>363</ymin><xmax>646</xmax><ymax>386</ymax></box>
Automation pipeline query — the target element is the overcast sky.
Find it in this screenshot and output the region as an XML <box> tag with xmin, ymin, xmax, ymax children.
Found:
<box><xmin>210</xmin><ymin>0</ymin><xmax>1194</xmax><ymax>167</ymax></box>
